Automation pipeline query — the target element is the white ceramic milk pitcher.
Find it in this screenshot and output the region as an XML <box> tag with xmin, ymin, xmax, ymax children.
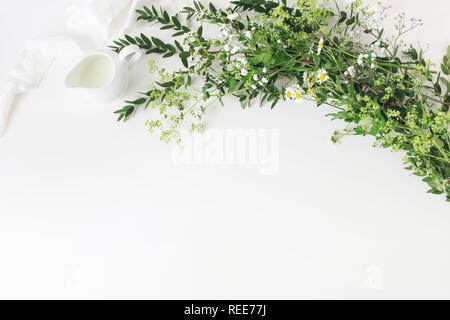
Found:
<box><xmin>65</xmin><ymin>45</ymin><xmax>141</xmax><ymax>102</ymax></box>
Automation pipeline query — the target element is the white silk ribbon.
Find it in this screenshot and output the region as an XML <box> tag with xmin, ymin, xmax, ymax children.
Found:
<box><xmin>0</xmin><ymin>0</ymin><xmax>142</xmax><ymax>137</ymax></box>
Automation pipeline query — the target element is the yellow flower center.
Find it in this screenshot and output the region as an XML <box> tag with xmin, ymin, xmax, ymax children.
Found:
<box><xmin>295</xmin><ymin>92</ymin><xmax>301</xmax><ymax>100</ymax></box>
<box><xmin>319</xmin><ymin>43</ymin><xmax>323</xmax><ymax>49</ymax></box>
<box><xmin>286</xmin><ymin>91</ymin><xmax>292</xmax><ymax>99</ymax></box>
<box><xmin>319</xmin><ymin>74</ymin><xmax>326</xmax><ymax>81</ymax></box>
<box><xmin>310</xmin><ymin>78</ymin><xmax>316</xmax><ymax>84</ymax></box>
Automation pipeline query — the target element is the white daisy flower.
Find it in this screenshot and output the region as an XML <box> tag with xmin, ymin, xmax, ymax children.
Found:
<box><xmin>241</xmin><ymin>69</ymin><xmax>248</xmax><ymax>76</ymax></box>
<box><xmin>316</xmin><ymin>68</ymin><xmax>329</xmax><ymax>84</ymax></box>
<box><xmin>317</xmin><ymin>38</ymin><xmax>324</xmax><ymax>55</ymax></box>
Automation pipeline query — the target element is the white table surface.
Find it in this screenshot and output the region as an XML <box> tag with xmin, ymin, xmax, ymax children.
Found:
<box><xmin>0</xmin><ymin>0</ymin><xmax>449</xmax><ymax>299</ymax></box>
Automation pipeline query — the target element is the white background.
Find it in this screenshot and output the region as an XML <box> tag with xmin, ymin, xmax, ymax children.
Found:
<box><xmin>0</xmin><ymin>0</ymin><xmax>449</xmax><ymax>299</ymax></box>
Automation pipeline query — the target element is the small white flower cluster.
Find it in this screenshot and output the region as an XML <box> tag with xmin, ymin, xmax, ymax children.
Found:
<box><xmin>221</xmin><ymin>24</ymin><xmax>242</xmax><ymax>54</ymax></box>
<box><xmin>235</xmin><ymin>54</ymin><xmax>249</xmax><ymax>75</ymax></box>
<box><xmin>356</xmin><ymin>51</ymin><xmax>377</xmax><ymax>69</ymax></box>
<box><xmin>360</xmin><ymin>2</ymin><xmax>391</xmax><ymax>33</ymax></box>
<box><xmin>393</xmin><ymin>12</ymin><xmax>423</xmax><ymax>45</ymax></box>
<box><xmin>284</xmin><ymin>68</ymin><xmax>331</xmax><ymax>104</ymax></box>
<box><xmin>317</xmin><ymin>38</ymin><xmax>324</xmax><ymax>55</ymax></box>
<box><xmin>347</xmin><ymin>29</ymin><xmax>361</xmax><ymax>38</ymax></box>
<box><xmin>368</xmin><ymin>40</ymin><xmax>388</xmax><ymax>57</ymax></box>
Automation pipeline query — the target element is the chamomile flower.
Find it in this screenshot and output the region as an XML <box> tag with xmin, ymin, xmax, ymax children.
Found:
<box><xmin>316</xmin><ymin>68</ymin><xmax>329</xmax><ymax>84</ymax></box>
<box><xmin>285</xmin><ymin>84</ymin><xmax>303</xmax><ymax>103</ymax></box>
<box><xmin>317</xmin><ymin>38</ymin><xmax>324</xmax><ymax>55</ymax></box>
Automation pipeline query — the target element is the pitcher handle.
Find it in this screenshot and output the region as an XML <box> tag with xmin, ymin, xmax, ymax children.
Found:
<box><xmin>119</xmin><ymin>45</ymin><xmax>142</xmax><ymax>67</ymax></box>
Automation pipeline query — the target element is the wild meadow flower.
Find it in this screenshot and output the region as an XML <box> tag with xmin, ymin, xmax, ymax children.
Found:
<box><xmin>241</xmin><ymin>68</ymin><xmax>248</xmax><ymax>76</ymax></box>
<box><xmin>253</xmin><ymin>74</ymin><xmax>259</xmax><ymax>81</ymax></box>
<box><xmin>316</xmin><ymin>69</ymin><xmax>329</xmax><ymax>84</ymax></box>
<box><xmin>317</xmin><ymin>38</ymin><xmax>324</xmax><ymax>55</ymax></box>
<box><xmin>261</xmin><ymin>77</ymin><xmax>268</xmax><ymax>84</ymax></box>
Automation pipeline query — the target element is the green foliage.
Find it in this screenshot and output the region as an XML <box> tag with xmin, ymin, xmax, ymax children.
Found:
<box><xmin>110</xmin><ymin>0</ymin><xmax>450</xmax><ymax>201</ymax></box>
